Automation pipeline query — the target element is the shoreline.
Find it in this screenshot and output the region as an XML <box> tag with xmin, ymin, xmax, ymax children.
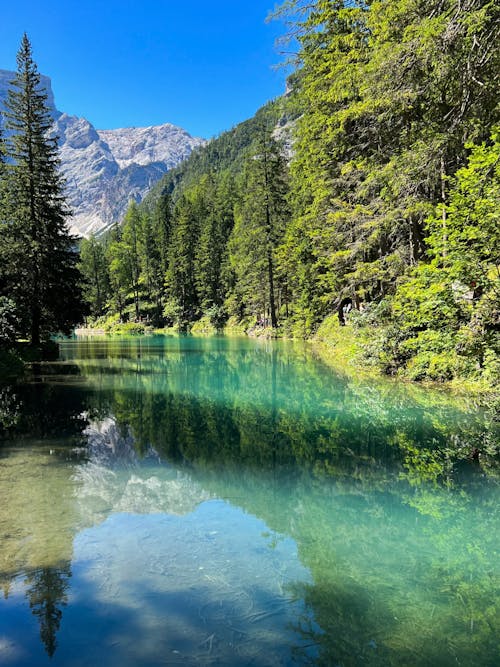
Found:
<box><xmin>70</xmin><ymin>323</ymin><xmax>498</xmax><ymax>400</ymax></box>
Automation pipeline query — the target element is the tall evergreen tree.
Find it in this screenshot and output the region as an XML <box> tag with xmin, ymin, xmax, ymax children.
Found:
<box><xmin>195</xmin><ymin>171</ymin><xmax>235</xmax><ymax>325</ymax></box>
<box><xmin>121</xmin><ymin>201</ymin><xmax>142</xmax><ymax>320</ymax></box>
<box><xmin>0</xmin><ymin>125</ymin><xmax>19</xmax><ymax>344</ymax></box>
<box><xmin>2</xmin><ymin>34</ymin><xmax>85</xmax><ymax>344</ymax></box>
<box><xmin>0</xmin><ymin>122</ymin><xmax>9</xmax><ymax>292</ymax></box>
<box><xmin>278</xmin><ymin>0</ymin><xmax>499</xmax><ymax>333</ymax></box>
<box><xmin>106</xmin><ymin>224</ymin><xmax>131</xmax><ymax>322</ymax></box>
<box><xmin>229</xmin><ymin>131</ymin><xmax>289</xmax><ymax>327</ymax></box>
<box><xmin>152</xmin><ymin>189</ymin><xmax>173</xmax><ymax>279</ymax></box>
<box><xmin>78</xmin><ymin>235</ymin><xmax>110</xmax><ymax>319</ymax></box>
<box><xmin>165</xmin><ymin>195</ymin><xmax>200</xmax><ymax>329</ymax></box>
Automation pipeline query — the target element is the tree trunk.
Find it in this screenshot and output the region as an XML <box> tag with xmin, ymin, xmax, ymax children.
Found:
<box><xmin>441</xmin><ymin>155</ymin><xmax>448</xmax><ymax>258</ymax></box>
<box><xmin>31</xmin><ymin>299</ymin><xmax>41</xmax><ymax>346</ymax></box>
<box><xmin>268</xmin><ymin>249</ymin><xmax>277</xmax><ymax>328</ymax></box>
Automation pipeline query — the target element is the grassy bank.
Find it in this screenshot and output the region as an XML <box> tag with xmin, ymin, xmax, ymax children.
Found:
<box><xmin>309</xmin><ymin>314</ymin><xmax>498</xmax><ymax>399</ymax></box>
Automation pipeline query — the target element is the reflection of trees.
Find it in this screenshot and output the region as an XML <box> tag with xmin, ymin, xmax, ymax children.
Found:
<box><xmin>25</xmin><ymin>564</ymin><xmax>71</xmax><ymax>657</ymax></box>
<box><xmin>186</xmin><ymin>463</ymin><xmax>498</xmax><ymax>667</ymax></box>
<box><xmin>0</xmin><ymin>379</ymin><xmax>88</xmax><ymax>444</ymax></box>
<box><xmin>69</xmin><ymin>336</ymin><xmax>498</xmax><ymax>483</ymax></box>
<box><xmin>0</xmin><ymin>444</ymin><xmax>79</xmax><ymax>659</ymax></box>
<box><xmin>0</xmin><ymin>386</ymin><xmax>21</xmax><ymax>435</ymax></box>
<box><xmin>3</xmin><ymin>336</ymin><xmax>495</xmax><ymax>664</ymax></box>
<box><xmin>68</xmin><ymin>336</ymin><xmax>499</xmax><ymax>667</ymax></box>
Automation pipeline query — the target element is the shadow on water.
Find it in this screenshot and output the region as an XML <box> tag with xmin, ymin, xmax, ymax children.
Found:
<box><xmin>0</xmin><ymin>336</ymin><xmax>498</xmax><ymax>665</ymax></box>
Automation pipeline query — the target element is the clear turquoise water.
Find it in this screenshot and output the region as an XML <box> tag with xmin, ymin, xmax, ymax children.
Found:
<box><xmin>0</xmin><ymin>335</ymin><xmax>498</xmax><ymax>666</ymax></box>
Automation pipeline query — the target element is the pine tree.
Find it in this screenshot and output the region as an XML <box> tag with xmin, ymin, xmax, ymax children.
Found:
<box><xmin>106</xmin><ymin>224</ymin><xmax>131</xmax><ymax>322</ymax></box>
<box><xmin>121</xmin><ymin>201</ymin><xmax>142</xmax><ymax>320</ymax></box>
<box><xmin>0</xmin><ymin>125</ymin><xmax>20</xmax><ymax>343</ymax></box>
<box><xmin>278</xmin><ymin>0</ymin><xmax>499</xmax><ymax>333</ymax></box>
<box><xmin>195</xmin><ymin>171</ymin><xmax>235</xmax><ymax>326</ymax></box>
<box><xmin>78</xmin><ymin>235</ymin><xmax>110</xmax><ymax>319</ymax></box>
<box><xmin>165</xmin><ymin>196</ymin><xmax>200</xmax><ymax>329</ymax></box>
<box><xmin>229</xmin><ymin>131</ymin><xmax>289</xmax><ymax>328</ymax></box>
<box><xmin>152</xmin><ymin>190</ymin><xmax>173</xmax><ymax>279</ymax></box>
<box><xmin>2</xmin><ymin>34</ymin><xmax>85</xmax><ymax>344</ymax></box>
<box><xmin>0</xmin><ymin>122</ymin><xmax>9</xmax><ymax>292</ymax></box>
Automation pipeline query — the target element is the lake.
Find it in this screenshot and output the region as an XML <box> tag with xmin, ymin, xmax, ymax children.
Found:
<box><xmin>0</xmin><ymin>335</ymin><xmax>498</xmax><ymax>666</ymax></box>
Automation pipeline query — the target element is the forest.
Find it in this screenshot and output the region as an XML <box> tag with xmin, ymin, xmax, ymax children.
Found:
<box><xmin>1</xmin><ymin>1</ymin><xmax>499</xmax><ymax>387</ymax></box>
<box><xmin>78</xmin><ymin>0</ymin><xmax>499</xmax><ymax>385</ymax></box>
<box><xmin>0</xmin><ymin>8</ymin><xmax>498</xmax><ymax>662</ymax></box>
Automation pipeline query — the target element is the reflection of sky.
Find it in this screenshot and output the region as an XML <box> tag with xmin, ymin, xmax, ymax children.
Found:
<box><xmin>63</xmin><ymin>503</ymin><xmax>314</xmax><ymax>666</ymax></box>
<box><xmin>0</xmin><ymin>443</ymin><xmax>317</xmax><ymax>667</ymax></box>
<box><xmin>1</xmin><ymin>337</ymin><xmax>498</xmax><ymax>666</ymax></box>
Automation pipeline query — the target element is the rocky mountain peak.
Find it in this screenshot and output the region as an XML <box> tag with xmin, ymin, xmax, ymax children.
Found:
<box><xmin>0</xmin><ymin>69</ymin><xmax>206</xmax><ymax>237</ymax></box>
<box><xmin>0</xmin><ymin>68</ymin><xmax>58</xmax><ymax>119</ymax></box>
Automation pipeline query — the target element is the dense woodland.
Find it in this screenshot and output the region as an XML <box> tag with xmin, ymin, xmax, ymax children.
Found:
<box><xmin>79</xmin><ymin>0</ymin><xmax>499</xmax><ymax>384</ymax></box>
<box><xmin>1</xmin><ymin>1</ymin><xmax>499</xmax><ymax>386</ymax></box>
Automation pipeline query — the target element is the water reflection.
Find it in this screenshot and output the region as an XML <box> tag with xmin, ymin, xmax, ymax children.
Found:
<box><xmin>25</xmin><ymin>565</ymin><xmax>71</xmax><ymax>657</ymax></box>
<box><xmin>0</xmin><ymin>444</ymin><xmax>77</xmax><ymax>659</ymax></box>
<box><xmin>0</xmin><ymin>336</ymin><xmax>498</xmax><ymax>666</ymax></box>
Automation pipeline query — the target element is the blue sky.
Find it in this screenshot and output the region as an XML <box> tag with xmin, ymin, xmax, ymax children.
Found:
<box><xmin>0</xmin><ymin>1</ymin><xmax>290</xmax><ymax>138</ymax></box>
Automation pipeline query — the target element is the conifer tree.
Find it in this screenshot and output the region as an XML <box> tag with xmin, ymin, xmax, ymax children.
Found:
<box><xmin>2</xmin><ymin>34</ymin><xmax>85</xmax><ymax>344</ymax></box>
<box><xmin>78</xmin><ymin>235</ymin><xmax>110</xmax><ymax>319</ymax></box>
<box><xmin>229</xmin><ymin>131</ymin><xmax>288</xmax><ymax>327</ymax></box>
<box><xmin>165</xmin><ymin>195</ymin><xmax>200</xmax><ymax>329</ymax></box>
<box><xmin>152</xmin><ymin>190</ymin><xmax>173</xmax><ymax>279</ymax></box>
<box><xmin>0</xmin><ymin>125</ymin><xmax>19</xmax><ymax>343</ymax></box>
<box><xmin>0</xmin><ymin>123</ymin><xmax>8</xmax><ymax>289</ymax></box>
<box><xmin>195</xmin><ymin>171</ymin><xmax>234</xmax><ymax>326</ymax></box>
<box><xmin>121</xmin><ymin>201</ymin><xmax>142</xmax><ymax>320</ymax></box>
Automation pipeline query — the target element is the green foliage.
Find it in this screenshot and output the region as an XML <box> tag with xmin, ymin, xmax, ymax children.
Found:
<box><xmin>141</xmin><ymin>101</ymin><xmax>284</xmax><ymax>211</ymax></box>
<box><xmin>92</xmin><ymin>1</ymin><xmax>498</xmax><ymax>385</ymax></box>
<box><xmin>0</xmin><ymin>297</ymin><xmax>20</xmax><ymax>346</ymax></box>
<box><xmin>111</xmin><ymin>321</ymin><xmax>148</xmax><ymax>335</ymax></box>
<box><xmin>0</xmin><ymin>35</ymin><xmax>86</xmax><ymax>344</ymax></box>
<box><xmin>277</xmin><ymin>0</ymin><xmax>499</xmax><ymax>339</ymax></box>
<box><xmin>377</xmin><ymin>129</ymin><xmax>500</xmax><ymax>382</ymax></box>
<box><xmin>78</xmin><ymin>235</ymin><xmax>110</xmax><ymax>319</ymax></box>
<box><xmin>165</xmin><ymin>195</ymin><xmax>200</xmax><ymax>329</ymax></box>
<box><xmin>0</xmin><ymin>349</ymin><xmax>24</xmax><ymax>381</ymax></box>
<box><xmin>228</xmin><ymin>130</ymin><xmax>289</xmax><ymax>327</ymax></box>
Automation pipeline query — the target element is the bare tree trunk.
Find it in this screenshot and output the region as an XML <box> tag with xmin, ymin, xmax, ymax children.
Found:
<box><xmin>268</xmin><ymin>248</ymin><xmax>277</xmax><ymax>328</ymax></box>
<box><xmin>441</xmin><ymin>155</ymin><xmax>448</xmax><ymax>258</ymax></box>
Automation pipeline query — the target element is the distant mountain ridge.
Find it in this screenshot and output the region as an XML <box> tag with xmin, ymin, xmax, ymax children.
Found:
<box><xmin>0</xmin><ymin>68</ymin><xmax>206</xmax><ymax>237</ymax></box>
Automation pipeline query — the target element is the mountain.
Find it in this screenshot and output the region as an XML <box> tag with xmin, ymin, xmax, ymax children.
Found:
<box><xmin>0</xmin><ymin>68</ymin><xmax>58</xmax><ymax>117</ymax></box>
<box><xmin>51</xmin><ymin>114</ymin><xmax>205</xmax><ymax>237</ymax></box>
<box><xmin>0</xmin><ymin>69</ymin><xmax>205</xmax><ymax>237</ymax></box>
<box><xmin>139</xmin><ymin>100</ymin><xmax>289</xmax><ymax>214</ymax></box>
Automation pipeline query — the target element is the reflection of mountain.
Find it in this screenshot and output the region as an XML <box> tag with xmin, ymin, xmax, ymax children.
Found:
<box><xmin>0</xmin><ymin>337</ymin><xmax>498</xmax><ymax>665</ymax></box>
<box><xmin>67</xmin><ymin>337</ymin><xmax>497</xmax><ymax>667</ymax></box>
<box><xmin>75</xmin><ymin>417</ymin><xmax>213</xmax><ymax>525</ymax></box>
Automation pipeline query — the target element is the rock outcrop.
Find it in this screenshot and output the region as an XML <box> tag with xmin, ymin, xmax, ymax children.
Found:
<box><xmin>0</xmin><ymin>69</ymin><xmax>205</xmax><ymax>237</ymax></box>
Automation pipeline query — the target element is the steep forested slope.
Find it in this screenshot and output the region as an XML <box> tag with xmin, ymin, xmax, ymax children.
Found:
<box><xmin>80</xmin><ymin>0</ymin><xmax>499</xmax><ymax>385</ymax></box>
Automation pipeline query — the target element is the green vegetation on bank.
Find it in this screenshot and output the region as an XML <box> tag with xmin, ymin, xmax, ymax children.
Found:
<box><xmin>78</xmin><ymin>0</ymin><xmax>499</xmax><ymax>388</ymax></box>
